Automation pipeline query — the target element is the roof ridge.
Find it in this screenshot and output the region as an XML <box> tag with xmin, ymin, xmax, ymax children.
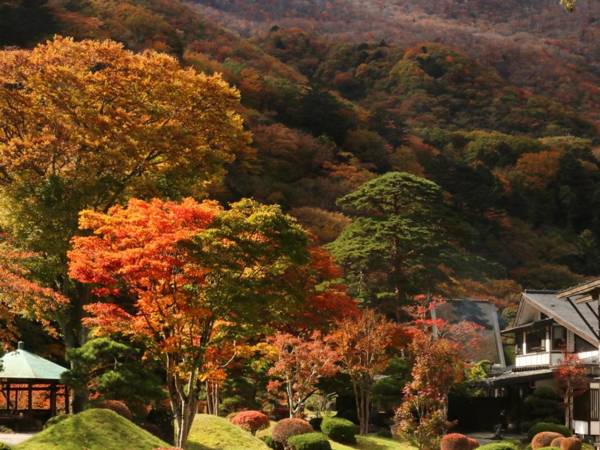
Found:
<box><xmin>524</xmin><ymin>289</ymin><xmax>558</xmax><ymax>294</ymax></box>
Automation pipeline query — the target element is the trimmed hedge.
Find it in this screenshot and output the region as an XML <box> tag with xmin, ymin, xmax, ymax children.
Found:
<box><xmin>260</xmin><ymin>435</ymin><xmax>282</xmax><ymax>450</ymax></box>
<box><xmin>272</xmin><ymin>418</ymin><xmax>313</xmax><ymax>446</ymax></box>
<box><xmin>321</xmin><ymin>417</ymin><xmax>356</xmax><ymax>444</ymax></box>
<box><xmin>532</xmin><ymin>432</ymin><xmax>564</xmax><ymax>450</ymax></box>
<box><xmin>478</xmin><ymin>442</ymin><xmax>518</xmax><ymax>450</ymax></box>
<box><xmin>288</xmin><ymin>433</ymin><xmax>332</xmax><ymax>450</ymax></box>
<box><xmin>230</xmin><ymin>410</ymin><xmax>270</xmax><ymax>435</ymax></box>
<box><xmin>441</xmin><ymin>433</ymin><xmax>479</xmax><ymax>450</ymax></box>
<box><xmin>528</xmin><ymin>423</ymin><xmax>571</xmax><ymax>441</ymax></box>
<box><xmin>560</xmin><ymin>437</ymin><xmax>582</xmax><ymax>450</ymax></box>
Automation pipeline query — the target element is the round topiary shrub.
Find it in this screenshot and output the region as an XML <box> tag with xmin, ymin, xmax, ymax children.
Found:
<box><xmin>288</xmin><ymin>432</ymin><xmax>332</xmax><ymax>450</ymax></box>
<box><xmin>230</xmin><ymin>410</ymin><xmax>270</xmax><ymax>435</ymax></box>
<box><xmin>532</xmin><ymin>432</ymin><xmax>564</xmax><ymax>449</ymax></box>
<box><xmin>321</xmin><ymin>417</ymin><xmax>356</xmax><ymax>444</ymax></box>
<box><xmin>478</xmin><ymin>442</ymin><xmax>518</xmax><ymax>450</ymax></box>
<box><xmin>528</xmin><ymin>423</ymin><xmax>571</xmax><ymax>441</ymax></box>
<box><xmin>560</xmin><ymin>437</ymin><xmax>581</xmax><ymax>450</ymax></box>
<box><xmin>272</xmin><ymin>418</ymin><xmax>313</xmax><ymax>447</ymax></box>
<box><xmin>441</xmin><ymin>433</ymin><xmax>478</xmax><ymax>450</ymax></box>
<box><xmin>550</xmin><ymin>437</ymin><xmax>565</xmax><ymax>448</ymax></box>
<box><xmin>467</xmin><ymin>437</ymin><xmax>480</xmax><ymax>450</ymax></box>
<box><xmin>97</xmin><ymin>400</ymin><xmax>133</xmax><ymax>420</ymax></box>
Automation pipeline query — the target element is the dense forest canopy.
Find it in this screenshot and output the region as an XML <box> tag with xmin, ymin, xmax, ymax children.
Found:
<box><xmin>1</xmin><ymin>0</ymin><xmax>599</xmax><ymax>323</ymax></box>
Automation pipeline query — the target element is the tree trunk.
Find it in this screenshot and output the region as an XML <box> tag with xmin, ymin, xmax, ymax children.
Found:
<box><xmin>60</xmin><ymin>284</ymin><xmax>89</xmax><ymax>413</ymax></box>
<box><xmin>168</xmin><ymin>371</ymin><xmax>200</xmax><ymax>448</ymax></box>
<box><xmin>353</xmin><ymin>378</ymin><xmax>371</xmax><ymax>435</ymax></box>
<box><xmin>206</xmin><ymin>381</ymin><xmax>219</xmax><ymax>416</ymax></box>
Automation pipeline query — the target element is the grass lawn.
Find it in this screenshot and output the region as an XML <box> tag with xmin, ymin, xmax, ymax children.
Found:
<box><xmin>14</xmin><ymin>409</ymin><xmax>167</xmax><ymax>450</ymax></box>
<box><xmin>188</xmin><ymin>415</ymin><xmax>413</xmax><ymax>450</ymax></box>
<box><xmin>186</xmin><ymin>414</ymin><xmax>270</xmax><ymax>450</ymax></box>
<box><xmin>331</xmin><ymin>435</ymin><xmax>415</xmax><ymax>450</ymax></box>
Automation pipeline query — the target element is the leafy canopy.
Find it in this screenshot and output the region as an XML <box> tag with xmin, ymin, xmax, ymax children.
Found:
<box><xmin>328</xmin><ymin>172</ymin><xmax>449</xmax><ymax>311</ymax></box>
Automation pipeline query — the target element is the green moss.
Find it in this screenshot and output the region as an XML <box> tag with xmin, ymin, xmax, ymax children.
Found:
<box><xmin>186</xmin><ymin>414</ymin><xmax>270</xmax><ymax>450</ymax></box>
<box><xmin>15</xmin><ymin>409</ymin><xmax>167</xmax><ymax>450</ymax></box>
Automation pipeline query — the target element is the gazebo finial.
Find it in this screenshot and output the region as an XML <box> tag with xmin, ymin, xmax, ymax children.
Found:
<box><xmin>17</xmin><ymin>341</ymin><xmax>24</xmax><ymax>350</ymax></box>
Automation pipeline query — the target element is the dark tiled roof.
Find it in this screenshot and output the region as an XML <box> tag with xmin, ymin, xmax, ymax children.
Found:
<box><xmin>522</xmin><ymin>290</ymin><xmax>599</xmax><ymax>345</ymax></box>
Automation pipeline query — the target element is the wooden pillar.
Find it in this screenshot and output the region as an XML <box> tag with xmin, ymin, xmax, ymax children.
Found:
<box><xmin>65</xmin><ymin>387</ymin><xmax>70</xmax><ymax>414</ymax></box>
<box><xmin>50</xmin><ymin>384</ymin><xmax>57</xmax><ymax>416</ymax></box>
<box><xmin>28</xmin><ymin>383</ymin><xmax>32</xmax><ymax>411</ymax></box>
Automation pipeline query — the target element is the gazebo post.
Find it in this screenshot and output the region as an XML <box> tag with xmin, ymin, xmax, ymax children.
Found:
<box><xmin>50</xmin><ymin>383</ymin><xmax>56</xmax><ymax>416</ymax></box>
<box><xmin>65</xmin><ymin>387</ymin><xmax>70</xmax><ymax>414</ymax></box>
<box><xmin>28</xmin><ymin>383</ymin><xmax>32</xmax><ymax>412</ymax></box>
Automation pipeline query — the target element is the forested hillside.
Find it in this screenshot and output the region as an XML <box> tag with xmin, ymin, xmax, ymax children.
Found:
<box><xmin>2</xmin><ymin>0</ymin><xmax>600</xmax><ymax>320</ymax></box>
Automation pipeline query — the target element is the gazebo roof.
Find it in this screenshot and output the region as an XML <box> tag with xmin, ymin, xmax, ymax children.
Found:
<box><xmin>0</xmin><ymin>342</ymin><xmax>67</xmax><ymax>382</ymax></box>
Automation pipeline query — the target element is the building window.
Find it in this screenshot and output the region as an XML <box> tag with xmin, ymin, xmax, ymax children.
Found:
<box><xmin>526</xmin><ymin>329</ymin><xmax>545</xmax><ymax>353</ymax></box>
<box><xmin>591</xmin><ymin>389</ymin><xmax>599</xmax><ymax>421</ymax></box>
<box><xmin>575</xmin><ymin>335</ymin><xmax>596</xmax><ymax>353</ymax></box>
<box><xmin>515</xmin><ymin>333</ymin><xmax>523</xmax><ymax>355</ymax></box>
<box><xmin>552</xmin><ymin>326</ymin><xmax>567</xmax><ymax>351</ymax></box>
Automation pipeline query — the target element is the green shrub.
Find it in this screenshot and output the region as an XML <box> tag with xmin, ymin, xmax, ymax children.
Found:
<box><xmin>321</xmin><ymin>417</ymin><xmax>356</xmax><ymax>444</ymax></box>
<box><xmin>288</xmin><ymin>433</ymin><xmax>332</xmax><ymax>450</ymax></box>
<box><xmin>0</xmin><ymin>443</ymin><xmax>11</xmax><ymax>450</ymax></box>
<box><xmin>528</xmin><ymin>423</ymin><xmax>571</xmax><ymax>441</ymax></box>
<box><xmin>261</xmin><ymin>434</ymin><xmax>283</xmax><ymax>450</ymax></box>
<box><xmin>478</xmin><ymin>442</ymin><xmax>518</xmax><ymax>450</ymax></box>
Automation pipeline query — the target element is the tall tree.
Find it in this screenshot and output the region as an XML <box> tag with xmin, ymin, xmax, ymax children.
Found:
<box><xmin>327</xmin><ymin>172</ymin><xmax>449</xmax><ymax>316</ymax></box>
<box><xmin>0</xmin><ymin>36</ymin><xmax>248</xmax><ymax>409</ymax></box>
<box><xmin>68</xmin><ymin>198</ymin><xmax>327</xmax><ymax>447</ymax></box>
<box><xmin>332</xmin><ymin>309</ymin><xmax>399</xmax><ymax>435</ymax></box>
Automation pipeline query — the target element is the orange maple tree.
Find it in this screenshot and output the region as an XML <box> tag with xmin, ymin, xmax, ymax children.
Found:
<box><xmin>68</xmin><ymin>197</ymin><xmax>333</xmax><ymax>447</ymax></box>
<box><xmin>332</xmin><ymin>309</ymin><xmax>400</xmax><ymax>434</ymax></box>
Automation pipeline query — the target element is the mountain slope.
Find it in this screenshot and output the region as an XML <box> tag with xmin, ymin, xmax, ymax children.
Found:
<box><xmin>191</xmin><ymin>0</ymin><xmax>600</xmax><ymax>125</ymax></box>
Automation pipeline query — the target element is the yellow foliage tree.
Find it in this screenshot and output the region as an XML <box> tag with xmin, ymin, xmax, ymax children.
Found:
<box><xmin>0</xmin><ymin>36</ymin><xmax>249</xmax><ymax>409</ymax></box>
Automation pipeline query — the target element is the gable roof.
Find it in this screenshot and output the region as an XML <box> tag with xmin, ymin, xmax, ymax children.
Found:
<box><xmin>521</xmin><ymin>290</ymin><xmax>598</xmax><ymax>345</ymax></box>
<box><xmin>0</xmin><ymin>342</ymin><xmax>67</xmax><ymax>381</ymax></box>
<box><xmin>432</xmin><ymin>298</ymin><xmax>506</xmax><ymax>366</ymax></box>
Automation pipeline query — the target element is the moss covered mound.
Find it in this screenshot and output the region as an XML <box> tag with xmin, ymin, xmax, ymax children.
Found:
<box><xmin>15</xmin><ymin>408</ymin><xmax>167</xmax><ymax>450</ymax></box>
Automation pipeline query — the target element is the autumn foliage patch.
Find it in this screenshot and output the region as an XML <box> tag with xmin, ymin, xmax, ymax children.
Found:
<box><xmin>532</xmin><ymin>432</ymin><xmax>565</xmax><ymax>450</ymax></box>
<box><xmin>230</xmin><ymin>410</ymin><xmax>269</xmax><ymax>435</ymax></box>
<box><xmin>441</xmin><ymin>433</ymin><xmax>479</xmax><ymax>450</ymax></box>
<box><xmin>272</xmin><ymin>418</ymin><xmax>313</xmax><ymax>446</ymax></box>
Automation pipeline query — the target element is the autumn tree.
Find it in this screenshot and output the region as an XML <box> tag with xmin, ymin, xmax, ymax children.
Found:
<box><xmin>332</xmin><ymin>309</ymin><xmax>399</xmax><ymax>434</ymax></box>
<box><xmin>0</xmin><ymin>36</ymin><xmax>248</xmax><ymax>408</ymax></box>
<box><xmin>267</xmin><ymin>332</ymin><xmax>339</xmax><ymax>417</ymax></box>
<box><xmin>394</xmin><ymin>298</ymin><xmax>480</xmax><ymax>450</ymax></box>
<box><xmin>68</xmin><ymin>198</ymin><xmax>325</xmax><ymax>447</ymax></box>
<box><xmin>327</xmin><ymin>172</ymin><xmax>449</xmax><ymax>316</ymax></box>
<box><xmin>0</xmin><ymin>238</ymin><xmax>67</xmax><ymax>344</ymax></box>
<box><xmin>555</xmin><ymin>353</ymin><xmax>588</xmax><ymax>428</ymax></box>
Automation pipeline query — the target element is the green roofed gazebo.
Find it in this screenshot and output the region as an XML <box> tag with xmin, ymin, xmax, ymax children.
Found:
<box><xmin>0</xmin><ymin>341</ymin><xmax>69</xmax><ymax>419</ymax></box>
